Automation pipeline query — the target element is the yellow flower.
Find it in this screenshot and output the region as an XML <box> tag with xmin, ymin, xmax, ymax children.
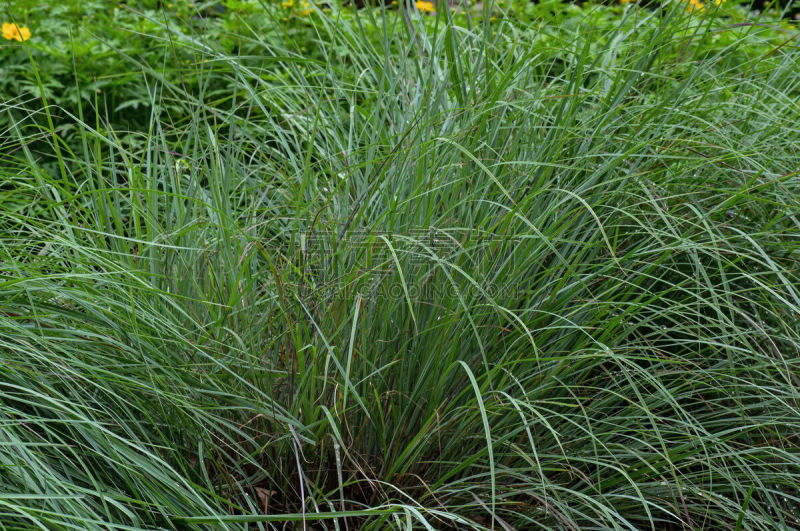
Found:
<box><xmin>2</xmin><ymin>22</ymin><xmax>31</xmax><ymax>42</ymax></box>
<box><xmin>415</xmin><ymin>1</ymin><xmax>435</xmax><ymax>13</ymax></box>
<box><xmin>683</xmin><ymin>0</ymin><xmax>703</xmax><ymax>10</ymax></box>
<box><xmin>620</xmin><ymin>0</ymin><xmax>636</xmax><ymax>5</ymax></box>
<box><xmin>298</xmin><ymin>0</ymin><xmax>313</xmax><ymax>15</ymax></box>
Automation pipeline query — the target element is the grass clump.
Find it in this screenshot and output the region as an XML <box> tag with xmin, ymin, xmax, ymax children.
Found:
<box><xmin>1</xmin><ymin>0</ymin><xmax>799</xmax><ymax>529</ymax></box>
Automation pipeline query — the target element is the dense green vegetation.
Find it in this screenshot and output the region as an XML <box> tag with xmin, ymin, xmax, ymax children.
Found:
<box><xmin>1</xmin><ymin>0</ymin><xmax>799</xmax><ymax>529</ymax></box>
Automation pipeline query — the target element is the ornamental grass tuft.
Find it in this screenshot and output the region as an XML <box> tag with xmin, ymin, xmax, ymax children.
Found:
<box><xmin>1</xmin><ymin>0</ymin><xmax>799</xmax><ymax>529</ymax></box>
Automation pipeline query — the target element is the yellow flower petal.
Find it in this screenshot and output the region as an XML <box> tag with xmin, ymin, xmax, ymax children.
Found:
<box><xmin>2</xmin><ymin>22</ymin><xmax>15</xmax><ymax>40</ymax></box>
<box><xmin>415</xmin><ymin>1</ymin><xmax>435</xmax><ymax>13</ymax></box>
<box><xmin>1</xmin><ymin>22</ymin><xmax>31</xmax><ymax>42</ymax></box>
